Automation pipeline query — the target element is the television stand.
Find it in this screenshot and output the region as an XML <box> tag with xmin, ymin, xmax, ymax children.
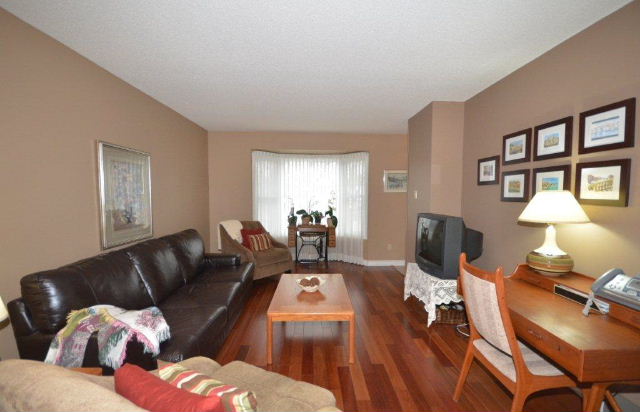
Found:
<box><xmin>404</xmin><ymin>262</ymin><xmax>462</xmax><ymax>327</ymax></box>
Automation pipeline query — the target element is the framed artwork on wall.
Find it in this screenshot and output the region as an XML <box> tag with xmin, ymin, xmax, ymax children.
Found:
<box><xmin>532</xmin><ymin>164</ymin><xmax>571</xmax><ymax>194</ymax></box>
<box><xmin>575</xmin><ymin>159</ymin><xmax>630</xmax><ymax>207</ymax></box>
<box><xmin>477</xmin><ymin>155</ymin><xmax>500</xmax><ymax>185</ymax></box>
<box><xmin>533</xmin><ymin>116</ymin><xmax>573</xmax><ymax>161</ymax></box>
<box><xmin>383</xmin><ymin>170</ymin><xmax>408</xmax><ymax>192</ymax></box>
<box><xmin>501</xmin><ymin>169</ymin><xmax>530</xmax><ymax>202</ymax></box>
<box><xmin>98</xmin><ymin>141</ymin><xmax>153</xmax><ymax>249</ymax></box>
<box><xmin>502</xmin><ymin>129</ymin><xmax>531</xmax><ymax>165</ymax></box>
<box><xmin>578</xmin><ymin>98</ymin><xmax>636</xmax><ymax>154</ymax></box>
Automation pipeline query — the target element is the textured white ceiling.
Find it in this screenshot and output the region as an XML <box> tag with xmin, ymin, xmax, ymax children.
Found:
<box><xmin>1</xmin><ymin>1</ymin><xmax>631</xmax><ymax>133</ymax></box>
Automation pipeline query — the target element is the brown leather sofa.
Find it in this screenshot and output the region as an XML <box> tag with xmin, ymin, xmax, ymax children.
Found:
<box><xmin>220</xmin><ymin>220</ymin><xmax>293</xmax><ymax>280</ymax></box>
<box><xmin>7</xmin><ymin>229</ymin><xmax>254</xmax><ymax>372</ymax></box>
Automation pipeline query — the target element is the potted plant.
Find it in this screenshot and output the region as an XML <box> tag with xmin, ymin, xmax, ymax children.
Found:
<box><xmin>325</xmin><ymin>206</ymin><xmax>338</xmax><ymax>227</ymax></box>
<box><xmin>310</xmin><ymin>210</ymin><xmax>324</xmax><ymax>224</ymax></box>
<box><xmin>296</xmin><ymin>209</ymin><xmax>312</xmax><ymax>225</ymax></box>
<box><xmin>288</xmin><ymin>207</ymin><xmax>297</xmax><ymax>226</ymax></box>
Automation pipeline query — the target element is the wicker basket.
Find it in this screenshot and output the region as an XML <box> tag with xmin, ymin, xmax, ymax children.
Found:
<box><xmin>435</xmin><ymin>306</ymin><xmax>467</xmax><ymax>324</ymax></box>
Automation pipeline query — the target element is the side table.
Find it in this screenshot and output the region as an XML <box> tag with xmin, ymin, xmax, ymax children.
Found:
<box><xmin>404</xmin><ymin>262</ymin><xmax>462</xmax><ymax>326</ymax></box>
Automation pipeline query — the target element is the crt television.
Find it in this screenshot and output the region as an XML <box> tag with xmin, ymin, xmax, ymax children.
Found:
<box><xmin>415</xmin><ymin>213</ymin><xmax>483</xmax><ymax>280</ymax></box>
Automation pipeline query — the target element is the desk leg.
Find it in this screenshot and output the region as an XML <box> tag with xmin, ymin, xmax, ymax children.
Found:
<box><xmin>348</xmin><ymin>314</ymin><xmax>356</xmax><ymax>364</ymax></box>
<box><xmin>267</xmin><ymin>316</ymin><xmax>273</xmax><ymax>364</ymax></box>
<box><xmin>325</xmin><ymin>232</ymin><xmax>329</xmax><ymax>264</ymax></box>
<box><xmin>584</xmin><ymin>383</ymin><xmax>607</xmax><ymax>412</ymax></box>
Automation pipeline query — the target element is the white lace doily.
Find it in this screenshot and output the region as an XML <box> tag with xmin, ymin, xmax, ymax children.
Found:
<box><xmin>404</xmin><ymin>262</ymin><xmax>462</xmax><ymax>327</ymax></box>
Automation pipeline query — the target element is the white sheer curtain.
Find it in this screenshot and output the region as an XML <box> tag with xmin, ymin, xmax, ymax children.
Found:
<box><xmin>252</xmin><ymin>151</ymin><xmax>369</xmax><ymax>264</ymax></box>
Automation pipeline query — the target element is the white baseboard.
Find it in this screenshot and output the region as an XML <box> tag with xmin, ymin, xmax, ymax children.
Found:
<box><xmin>364</xmin><ymin>260</ymin><xmax>405</xmax><ymax>267</ymax></box>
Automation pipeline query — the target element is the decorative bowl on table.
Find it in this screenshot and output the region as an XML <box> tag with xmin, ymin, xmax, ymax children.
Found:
<box><xmin>296</xmin><ymin>276</ymin><xmax>326</xmax><ymax>293</ymax></box>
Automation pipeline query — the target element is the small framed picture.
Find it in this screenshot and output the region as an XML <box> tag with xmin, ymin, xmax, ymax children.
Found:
<box><xmin>532</xmin><ymin>165</ymin><xmax>571</xmax><ymax>194</ymax></box>
<box><xmin>533</xmin><ymin>116</ymin><xmax>573</xmax><ymax>160</ymax></box>
<box><xmin>575</xmin><ymin>159</ymin><xmax>631</xmax><ymax>207</ymax></box>
<box><xmin>383</xmin><ymin>170</ymin><xmax>408</xmax><ymax>192</ymax></box>
<box><xmin>579</xmin><ymin>98</ymin><xmax>635</xmax><ymax>154</ymax></box>
<box><xmin>502</xmin><ymin>129</ymin><xmax>531</xmax><ymax>165</ymax></box>
<box><xmin>501</xmin><ymin>169</ymin><xmax>530</xmax><ymax>202</ymax></box>
<box><xmin>477</xmin><ymin>155</ymin><xmax>500</xmax><ymax>185</ymax></box>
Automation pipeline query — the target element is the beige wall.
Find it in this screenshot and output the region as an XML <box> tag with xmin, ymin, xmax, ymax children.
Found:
<box><xmin>0</xmin><ymin>9</ymin><xmax>209</xmax><ymax>358</ymax></box>
<box><xmin>431</xmin><ymin>103</ymin><xmax>464</xmax><ymax>216</ymax></box>
<box><xmin>405</xmin><ymin>102</ymin><xmax>464</xmax><ymax>263</ymax></box>
<box><xmin>208</xmin><ymin>131</ymin><xmax>408</xmax><ymax>262</ymax></box>
<box><xmin>462</xmin><ymin>1</ymin><xmax>640</xmax><ymax>277</ymax></box>
<box><xmin>406</xmin><ymin>105</ymin><xmax>433</xmax><ymax>262</ymax></box>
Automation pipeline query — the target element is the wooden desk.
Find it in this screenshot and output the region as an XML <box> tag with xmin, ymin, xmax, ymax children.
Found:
<box><xmin>289</xmin><ymin>225</ymin><xmax>336</xmax><ymax>264</ymax></box>
<box><xmin>506</xmin><ymin>265</ymin><xmax>640</xmax><ymax>411</ymax></box>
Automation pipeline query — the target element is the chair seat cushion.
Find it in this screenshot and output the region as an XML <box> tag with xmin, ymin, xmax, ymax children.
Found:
<box><xmin>253</xmin><ymin>247</ymin><xmax>291</xmax><ymax>267</ymax></box>
<box><xmin>473</xmin><ymin>338</ymin><xmax>564</xmax><ymax>382</ymax></box>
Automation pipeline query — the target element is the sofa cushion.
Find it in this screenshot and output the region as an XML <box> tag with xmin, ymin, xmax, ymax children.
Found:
<box><xmin>160</xmin><ymin>229</ymin><xmax>205</xmax><ymax>283</ymax></box>
<box><xmin>254</xmin><ymin>247</ymin><xmax>291</xmax><ymax>267</ymax></box>
<box><xmin>78</xmin><ymin>249</ymin><xmax>154</xmax><ymax>309</ymax></box>
<box><xmin>158</xmin><ymin>306</ymin><xmax>227</xmax><ymax>363</ymax></box>
<box><xmin>161</xmin><ymin>282</ymin><xmax>243</xmax><ymax>315</ymax></box>
<box><xmin>195</xmin><ymin>264</ymin><xmax>253</xmax><ymax>286</ymax></box>
<box><xmin>126</xmin><ymin>239</ymin><xmax>184</xmax><ymax>305</ymax></box>
<box><xmin>210</xmin><ymin>361</ymin><xmax>337</xmax><ymax>412</ymax></box>
<box><xmin>115</xmin><ymin>364</ymin><xmax>223</xmax><ymax>412</ymax></box>
<box><xmin>21</xmin><ymin>268</ymin><xmax>98</xmax><ymax>334</ymax></box>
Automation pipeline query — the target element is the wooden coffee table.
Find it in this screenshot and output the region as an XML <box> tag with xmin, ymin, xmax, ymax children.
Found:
<box><xmin>267</xmin><ymin>273</ymin><xmax>355</xmax><ymax>364</ymax></box>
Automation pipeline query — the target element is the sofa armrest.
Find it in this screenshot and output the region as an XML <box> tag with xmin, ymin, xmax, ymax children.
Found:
<box><xmin>202</xmin><ymin>253</ymin><xmax>241</xmax><ymax>268</ymax></box>
<box><xmin>0</xmin><ymin>359</ymin><xmax>147</xmax><ymax>412</ymax></box>
<box><xmin>8</xmin><ymin>298</ymin><xmax>37</xmax><ymax>337</ymax></box>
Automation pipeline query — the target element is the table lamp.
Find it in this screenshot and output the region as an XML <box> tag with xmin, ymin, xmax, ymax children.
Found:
<box><xmin>518</xmin><ymin>190</ymin><xmax>590</xmax><ymax>274</ymax></box>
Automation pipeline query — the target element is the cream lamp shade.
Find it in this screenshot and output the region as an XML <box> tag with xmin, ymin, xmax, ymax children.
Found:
<box><xmin>518</xmin><ymin>190</ymin><xmax>590</xmax><ymax>274</ymax></box>
<box><xmin>518</xmin><ymin>190</ymin><xmax>590</xmax><ymax>224</ymax></box>
<box><xmin>0</xmin><ymin>296</ymin><xmax>8</xmax><ymax>323</ymax></box>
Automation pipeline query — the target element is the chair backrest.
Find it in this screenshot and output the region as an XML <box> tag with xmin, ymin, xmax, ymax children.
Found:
<box><xmin>459</xmin><ymin>254</ymin><xmax>520</xmax><ymax>358</ymax></box>
<box><xmin>241</xmin><ymin>221</ymin><xmax>266</xmax><ymax>231</ymax></box>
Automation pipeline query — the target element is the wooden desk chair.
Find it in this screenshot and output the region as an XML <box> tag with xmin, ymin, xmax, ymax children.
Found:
<box><xmin>453</xmin><ymin>254</ymin><xmax>578</xmax><ymax>412</ymax></box>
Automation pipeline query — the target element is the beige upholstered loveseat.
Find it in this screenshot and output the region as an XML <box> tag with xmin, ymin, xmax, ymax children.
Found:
<box><xmin>0</xmin><ymin>356</ymin><xmax>340</xmax><ymax>412</ymax></box>
<box><xmin>220</xmin><ymin>221</ymin><xmax>293</xmax><ymax>280</ymax></box>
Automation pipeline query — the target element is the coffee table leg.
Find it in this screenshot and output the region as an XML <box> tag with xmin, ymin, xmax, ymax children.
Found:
<box><xmin>267</xmin><ymin>316</ymin><xmax>273</xmax><ymax>364</ymax></box>
<box><xmin>348</xmin><ymin>313</ymin><xmax>356</xmax><ymax>364</ymax></box>
<box><xmin>585</xmin><ymin>383</ymin><xmax>607</xmax><ymax>412</ymax></box>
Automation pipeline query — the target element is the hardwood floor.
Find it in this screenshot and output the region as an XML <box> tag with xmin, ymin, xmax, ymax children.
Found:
<box><xmin>216</xmin><ymin>262</ymin><xmax>582</xmax><ymax>411</ymax></box>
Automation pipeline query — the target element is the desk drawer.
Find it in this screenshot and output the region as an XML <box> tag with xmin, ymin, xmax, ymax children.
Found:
<box><xmin>510</xmin><ymin>310</ymin><xmax>582</xmax><ymax>378</ymax></box>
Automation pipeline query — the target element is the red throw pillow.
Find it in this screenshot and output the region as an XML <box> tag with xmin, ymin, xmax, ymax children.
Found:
<box><xmin>115</xmin><ymin>363</ymin><xmax>223</xmax><ymax>412</ymax></box>
<box><xmin>240</xmin><ymin>228</ymin><xmax>264</xmax><ymax>248</ymax></box>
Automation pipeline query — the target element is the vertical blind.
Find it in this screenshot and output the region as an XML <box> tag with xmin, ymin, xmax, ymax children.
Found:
<box><xmin>252</xmin><ymin>151</ymin><xmax>369</xmax><ymax>264</ymax></box>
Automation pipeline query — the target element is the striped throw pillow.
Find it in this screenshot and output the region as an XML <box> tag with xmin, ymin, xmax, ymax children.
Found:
<box><xmin>248</xmin><ymin>233</ymin><xmax>272</xmax><ymax>251</ymax></box>
<box><xmin>159</xmin><ymin>363</ymin><xmax>257</xmax><ymax>412</ymax></box>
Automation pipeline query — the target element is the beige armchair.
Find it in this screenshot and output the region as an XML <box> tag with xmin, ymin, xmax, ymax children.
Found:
<box><xmin>220</xmin><ymin>220</ymin><xmax>293</xmax><ymax>280</ymax></box>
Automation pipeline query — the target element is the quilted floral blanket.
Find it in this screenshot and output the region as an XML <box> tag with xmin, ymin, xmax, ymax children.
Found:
<box><xmin>45</xmin><ymin>305</ymin><xmax>170</xmax><ymax>369</ymax></box>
